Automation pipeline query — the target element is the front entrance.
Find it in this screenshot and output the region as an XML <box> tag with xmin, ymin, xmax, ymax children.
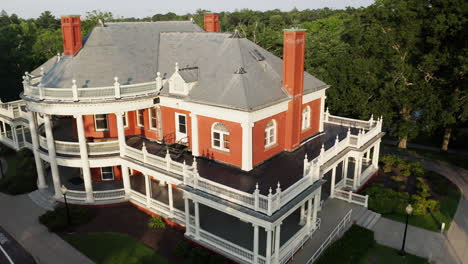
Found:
<box><xmin>175</xmin><ymin>113</ymin><xmax>187</xmax><ymax>144</ymax></box>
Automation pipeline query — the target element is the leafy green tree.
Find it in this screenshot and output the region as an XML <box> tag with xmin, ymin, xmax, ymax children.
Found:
<box><xmin>36</xmin><ymin>11</ymin><xmax>59</xmax><ymax>30</ymax></box>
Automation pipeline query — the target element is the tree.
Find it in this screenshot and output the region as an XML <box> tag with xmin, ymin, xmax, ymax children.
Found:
<box><xmin>36</xmin><ymin>11</ymin><xmax>59</xmax><ymax>30</ymax></box>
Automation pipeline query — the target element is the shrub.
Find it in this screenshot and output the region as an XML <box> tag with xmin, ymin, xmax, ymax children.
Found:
<box><xmin>39</xmin><ymin>205</ymin><xmax>94</xmax><ymax>232</ymax></box>
<box><xmin>174</xmin><ymin>241</ymin><xmax>190</xmax><ymax>258</ymax></box>
<box><xmin>148</xmin><ymin>216</ymin><xmax>166</xmax><ymax>229</ymax></box>
<box><xmin>366</xmin><ymin>184</ymin><xmax>409</xmax><ymax>215</ymax></box>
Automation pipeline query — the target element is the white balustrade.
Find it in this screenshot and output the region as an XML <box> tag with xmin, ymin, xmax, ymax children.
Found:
<box><xmin>23</xmin><ymin>80</ymin><xmax>159</xmax><ymax>102</ymax></box>
<box><xmin>38</xmin><ymin>135</ymin><xmax>119</xmax><ymax>156</ymax></box>
<box><xmin>93</xmin><ymin>189</ymin><xmax>125</xmax><ymax>201</ymax></box>
<box><xmin>334</xmin><ymin>189</ymin><xmax>368</xmax><ymax>207</ymax></box>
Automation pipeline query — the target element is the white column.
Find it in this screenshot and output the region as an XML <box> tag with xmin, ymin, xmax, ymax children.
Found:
<box><xmin>274</xmin><ymin>223</ymin><xmax>281</xmax><ymax>264</ymax></box>
<box><xmin>115</xmin><ymin>112</ymin><xmax>126</xmax><ymax>157</ymax></box>
<box><xmin>121</xmin><ymin>164</ymin><xmax>131</xmax><ymax>199</ymax></box>
<box><xmin>319</xmin><ymin>95</ymin><xmax>326</xmax><ymax>132</ymax></box>
<box><xmin>253</xmin><ymin>224</ymin><xmax>259</xmax><ymax>263</ymax></box>
<box><xmin>144</xmin><ymin>174</ymin><xmax>151</xmax><ymax>207</ymax></box>
<box><xmin>26</xmin><ymin>111</ymin><xmax>46</xmax><ymax>189</ymax></box>
<box><xmin>189</xmin><ymin>113</ymin><xmax>199</xmax><ymax>156</ymax></box>
<box><xmin>343</xmin><ymin>157</ymin><xmax>349</xmax><ymax>181</ymax></box>
<box><xmin>194</xmin><ymin>201</ymin><xmax>200</xmax><ymax>239</ymax></box>
<box><xmin>75</xmin><ymin>114</ymin><xmax>94</xmax><ymax>203</ymax></box>
<box><xmin>330</xmin><ymin>167</ymin><xmax>336</xmax><ymax>198</ymax></box>
<box><xmin>312</xmin><ymin>192</ymin><xmax>320</xmax><ymax>230</ymax></box>
<box><xmin>184</xmin><ymin>197</ymin><xmax>191</xmax><ymax>236</ymax></box>
<box><xmin>353</xmin><ymin>155</ymin><xmax>362</xmax><ymax>190</ymax></box>
<box><xmin>300</xmin><ymin>204</ymin><xmax>306</xmax><ymax>225</ymax></box>
<box><xmin>306</xmin><ymin>198</ymin><xmax>313</xmax><ymax>231</ymax></box>
<box><xmin>20</xmin><ymin>126</ymin><xmax>26</xmax><ymax>144</ymax></box>
<box><xmin>168</xmin><ymin>183</ymin><xmax>174</xmax><ymax>217</ymax></box>
<box><xmin>266</xmin><ymin>228</ymin><xmax>273</xmax><ymax>264</ymax></box>
<box><xmin>241</xmin><ymin>122</ymin><xmax>254</xmax><ymax>171</ymax></box>
<box><xmin>372</xmin><ymin>141</ymin><xmax>380</xmax><ymax>167</ymax></box>
<box><xmin>11</xmin><ymin>126</ymin><xmax>18</xmax><ymax>148</ymax></box>
<box><xmin>44</xmin><ymin>114</ymin><xmax>61</xmax><ymax>199</ymax></box>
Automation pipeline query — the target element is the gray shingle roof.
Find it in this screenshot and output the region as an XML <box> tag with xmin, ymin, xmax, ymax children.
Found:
<box><xmin>36</xmin><ymin>21</ymin><xmax>328</xmax><ymax>111</ymax></box>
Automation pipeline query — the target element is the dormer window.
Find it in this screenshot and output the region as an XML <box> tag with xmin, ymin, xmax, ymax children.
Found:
<box><xmin>168</xmin><ymin>64</ymin><xmax>198</xmax><ymax>96</ymax></box>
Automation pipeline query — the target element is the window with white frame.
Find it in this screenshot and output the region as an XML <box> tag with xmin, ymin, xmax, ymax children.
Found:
<box><xmin>101</xmin><ymin>167</ymin><xmax>114</xmax><ymax>181</ymax></box>
<box><xmin>264</xmin><ymin>119</ymin><xmax>277</xmax><ymax>147</ymax></box>
<box><xmin>149</xmin><ymin>107</ymin><xmax>158</xmax><ymax>130</ymax></box>
<box><xmin>137</xmin><ymin>110</ymin><xmax>144</xmax><ymax>127</ymax></box>
<box><xmin>94</xmin><ymin>114</ymin><xmax>108</xmax><ymax>131</ymax></box>
<box><xmin>302</xmin><ymin>106</ymin><xmax>311</xmax><ymax>130</ymax></box>
<box><xmin>123</xmin><ymin>112</ymin><xmax>129</xmax><ymax>128</ymax></box>
<box><xmin>212</xmin><ymin>123</ymin><xmax>230</xmax><ymax>151</ymax></box>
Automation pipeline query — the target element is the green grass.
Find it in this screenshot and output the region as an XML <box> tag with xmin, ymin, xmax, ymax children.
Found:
<box><xmin>358</xmin><ymin>244</ymin><xmax>427</xmax><ymax>264</ymax></box>
<box><xmin>316</xmin><ymin>225</ymin><xmax>427</xmax><ymax>264</ymax></box>
<box><xmin>64</xmin><ymin>232</ymin><xmax>168</xmax><ymax>264</ymax></box>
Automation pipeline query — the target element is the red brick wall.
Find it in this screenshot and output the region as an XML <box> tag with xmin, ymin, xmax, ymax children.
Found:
<box><xmin>252</xmin><ymin>112</ymin><xmax>286</xmax><ymax>166</ymax></box>
<box><xmin>300</xmin><ymin>98</ymin><xmax>321</xmax><ymax>141</ymax></box>
<box><xmin>160</xmin><ymin>106</ymin><xmax>192</xmax><ymax>147</ymax></box>
<box><xmin>198</xmin><ymin>116</ymin><xmax>242</xmax><ymax>167</ymax></box>
<box><xmin>91</xmin><ymin>166</ymin><xmax>122</xmax><ymax>182</ymax></box>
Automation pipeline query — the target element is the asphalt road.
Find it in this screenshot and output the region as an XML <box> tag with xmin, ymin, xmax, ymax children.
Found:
<box><xmin>0</xmin><ymin>226</ymin><xmax>36</xmax><ymax>264</ymax></box>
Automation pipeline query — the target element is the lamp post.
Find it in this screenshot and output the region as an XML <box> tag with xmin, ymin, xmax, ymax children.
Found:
<box><xmin>60</xmin><ymin>185</ymin><xmax>71</xmax><ymax>225</ymax></box>
<box><xmin>399</xmin><ymin>204</ymin><xmax>413</xmax><ymax>256</ymax></box>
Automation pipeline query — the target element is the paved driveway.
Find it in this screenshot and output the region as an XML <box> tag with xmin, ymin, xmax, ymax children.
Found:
<box><xmin>0</xmin><ymin>193</ymin><xmax>93</xmax><ymax>264</ymax></box>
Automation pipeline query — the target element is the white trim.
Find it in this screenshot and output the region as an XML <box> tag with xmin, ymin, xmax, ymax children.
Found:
<box><xmin>94</xmin><ymin>114</ymin><xmax>109</xmax><ymax>131</ymax></box>
<box><xmin>175</xmin><ymin>113</ymin><xmax>188</xmax><ymax>143</ymax></box>
<box><xmin>190</xmin><ymin>113</ymin><xmax>199</xmax><ymax>156</ymax></box>
<box><xmin>101</xmin><ymin>166</ymin><xmax>114</xmax><ymax>181</ymax></box>
<box><xmin>302</xmin><ymin>89</ymin><xmax>326</xmax><ymax>104</ymax></box>
<box><xmin>264</xmin><ymin>119</ymin><xmax>277</xmax><ymax>148</ymax></box>
<box><xmin>211</xmin><ymin>122</ymin><xmax>230</xmax><ymax>152</ymax></box>
<box><xmin>137</xmin><ymin>109</ymin><xmax>144</xmax><ymax>127</ymax></box>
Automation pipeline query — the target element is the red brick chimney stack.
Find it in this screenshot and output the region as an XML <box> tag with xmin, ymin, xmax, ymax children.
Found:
<box><xmin>61</xmin><ymin>15</ymin><xmax>82</xmax><ymax>56</ymax></box>
<box><xmin>204</xmin><ymin>13</ymin><xmax>220</xmax><ymax>32</ymax></box>
<box><xmin>283</xmin><ymin>29</ymin><xmax>306</xmax><ymax>151</ymax></box>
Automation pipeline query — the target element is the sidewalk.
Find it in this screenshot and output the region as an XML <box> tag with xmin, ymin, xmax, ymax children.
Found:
<box><xmin>0</xmin><ymin>192</ymin><xmax>94</xmax><ymax>264</ymax></box>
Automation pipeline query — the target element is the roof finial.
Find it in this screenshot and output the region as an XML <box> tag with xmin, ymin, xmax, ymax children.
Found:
<box><xmin>175</xmin><ymin>62</ymin><xmax>179</xmax><ymax>72</ymax></box>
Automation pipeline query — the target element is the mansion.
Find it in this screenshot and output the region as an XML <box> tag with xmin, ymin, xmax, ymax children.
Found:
<box><xmin>0</xmin><ymin>14</ymin><xmax>383</xmax><ymax>264</ymax></box>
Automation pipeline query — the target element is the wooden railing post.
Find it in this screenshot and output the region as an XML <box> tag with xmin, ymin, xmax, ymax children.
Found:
<box><xmin>114</xmin><ymin>77</ymin><xmax>121</xmax><ymax>99</ymax></box>
<box><xmin>276</xmin><ymin>182</ymin><xmax>282</xmax><ymax>210</ymax></box>
<box><xmin>303</xmin><ymin>153</ymin><xmax>309</xmax><ymax>176</ymax></box>
<box><xmin>267</xmin><ymin>187</ymin><xmax>273</xmax><ymax>216</ymax></box>
<box><xmin>72</xmin><ymin>79</ymin><xmax>78</xmax><ymax>101</ymax></box>
<box><xmin>254</xmin><ymin>183</ymin><xmax>260</xmax><ymax>211</ymax></box>
<box><xmin>142</xmin><ymin>142</ymin><xmax>148</xmax><ymax>163</ymax></box>
<box><xmin>165</xmin><ymin>149</ymin><xmax>171</xmax><ymax>170</ymax></box>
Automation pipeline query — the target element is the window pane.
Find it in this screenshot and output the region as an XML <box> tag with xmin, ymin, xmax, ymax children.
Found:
<box><xmin>213</xmin><ymin>139</ymin><xmax>220</xmax><ymax>147</ymax></box>
<box><xmin>179</xmin><ymin>124</ymin><xmax>186</xmax><ymax>134</ymax></box>
<box><xmin>213</xmin><ymin>132</ymin><xmax>220</xmax><ymax>140</ymax></box>
<box><xmin>179</xmin><ymin>115</ymin><xmax>186</xmax><ymax>125</ymax></box>
<box><xmin>123</xmin><ymin>113</ymin><xmax>127</xmax><ymax>126</ymax></box>
<box><xmin>224</xmin><ymin>141</ymin><xmax>230</xmax><ymax>150</ymax></box>
<box><xmin>96</xmin><ymin>120</ymin><xmax>107</xmax><ymax>129</ymax></box>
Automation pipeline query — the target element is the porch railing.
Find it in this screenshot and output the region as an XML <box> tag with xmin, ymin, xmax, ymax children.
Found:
<box><xmin>93</xmin><ymin>189</ymin><xmax>125</xmax><ymax>201</ymax></box>
<box><xmin>0</xmin><ymin>100</ymin><xmax>26</xmax><ymax>119</ymax></box>
<box><xmin>279</xmin><ymin>218</ymin><xmax>321</xmax><ymax>264</ymax></box>
<box><xmin>23</xmin><ymin>77</ymin><xmax>161</xmax><ymax>102</ymax></box>
<box><xmin>66</xmin><ymin>190</ymin><xmax>87</xmax><ymax>202</ymax></box>
<box><xmin>38</xmin><ymin>135</ymin><xmax>119</xmax><ymax>156</ymax></box>
<box><xmin>334</xmin><ymin>189</ymin><xmax>368</xmax><ymax>208</ymax></box>
<box><xmin>306</xmin><ymin>209</ymin><xmax>353</xmax><ymax>264</ymax></box>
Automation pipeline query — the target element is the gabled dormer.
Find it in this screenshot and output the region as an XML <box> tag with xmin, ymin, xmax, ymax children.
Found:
<box><xmin>168</xmin><ymin>63</ymin><xmax>198</xmax><ymax>96</ymax></box>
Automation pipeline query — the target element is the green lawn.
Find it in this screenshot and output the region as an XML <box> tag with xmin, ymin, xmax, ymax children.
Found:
<box><xmin>316</xmin><ymin>225</ymin><xmax>427</xmax><ymax>264</ymax></box>
<box><xmin>359</xmin><ymin>244</ymin><xmax>427</xmax><ymax>264</ymax></box>
<box><xmin>63</xmin><ymin>232</ymin><xmax>168</xmax><ymax>264</ymax></box>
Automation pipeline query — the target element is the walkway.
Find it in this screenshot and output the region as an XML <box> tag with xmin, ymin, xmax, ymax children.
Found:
<box><xmin>290</xmin><ymin>199</ymin><xmax>365</xmax><ymax>264</ymax></box>
<box><xmin>380</xmin><ymin>148</ymin><xmax>468</xmax><ymax>264</ymax></box>
<box><xmin>0</xmin><ymin>192</ymin><xmax>94</xmax><ymax>264</ymax></box>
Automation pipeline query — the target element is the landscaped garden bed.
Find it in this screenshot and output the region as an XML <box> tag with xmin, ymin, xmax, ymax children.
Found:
<box><xmin>362</xmin><ymin>155</ymin><xmax>461</xmax><ymax>232</ymax></box>
<box><xmin>39</xmin><ymin>203</ymin><xmax>230</xmax><ymax>264</ymax></box>
<box><xmin>316</xmin><ymin>225</ymin><xmax>427</xmax><ymax>264</ymax></box>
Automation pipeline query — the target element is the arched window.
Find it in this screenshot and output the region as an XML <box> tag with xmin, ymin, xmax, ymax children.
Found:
<box><xmin>302</xmin><ymin>106</ymin><xmax>311</xmax><ymax>130</ymax></box>
<box><xmin>212</xmin><ymin>123</ymin><xmax>230</xmax><ymax>151</ymax></box>
<box><xmin>264</xmin><ymin>119</ymin><xmax>277</xmax><ymax>147</ymax></box>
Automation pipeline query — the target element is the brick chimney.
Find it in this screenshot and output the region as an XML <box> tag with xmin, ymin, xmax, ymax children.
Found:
<box><xmin>61</xmin><ymin>15</ymin><xmax>82</xmax><ymax>56</ymax></box>
<box><xmin>283</xmin><ymin>29</ymin><xmax>306</xmax><ymax>151</ymax></box>
<box><xmin>204</xmin><ymin>13</ymin><xmax>220</xmax><ymax>32</ymax></box>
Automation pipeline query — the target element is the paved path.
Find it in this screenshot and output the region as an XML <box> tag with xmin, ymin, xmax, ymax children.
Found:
<box><xmin>0</xmin><ymin>192</ymin><xmax>94</xmax><ymax>264</ymax></box>
<box><xmin>379</xmin><ymin>148</ymin><xmax>468</xmax><ymax>264</ymax></box>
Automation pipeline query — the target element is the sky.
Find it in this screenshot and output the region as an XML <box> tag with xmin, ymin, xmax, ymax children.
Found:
<box><xmin>2</xmin><ymin>0</ymin><xmax>375</xmax><ymax>19</ymax></box>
